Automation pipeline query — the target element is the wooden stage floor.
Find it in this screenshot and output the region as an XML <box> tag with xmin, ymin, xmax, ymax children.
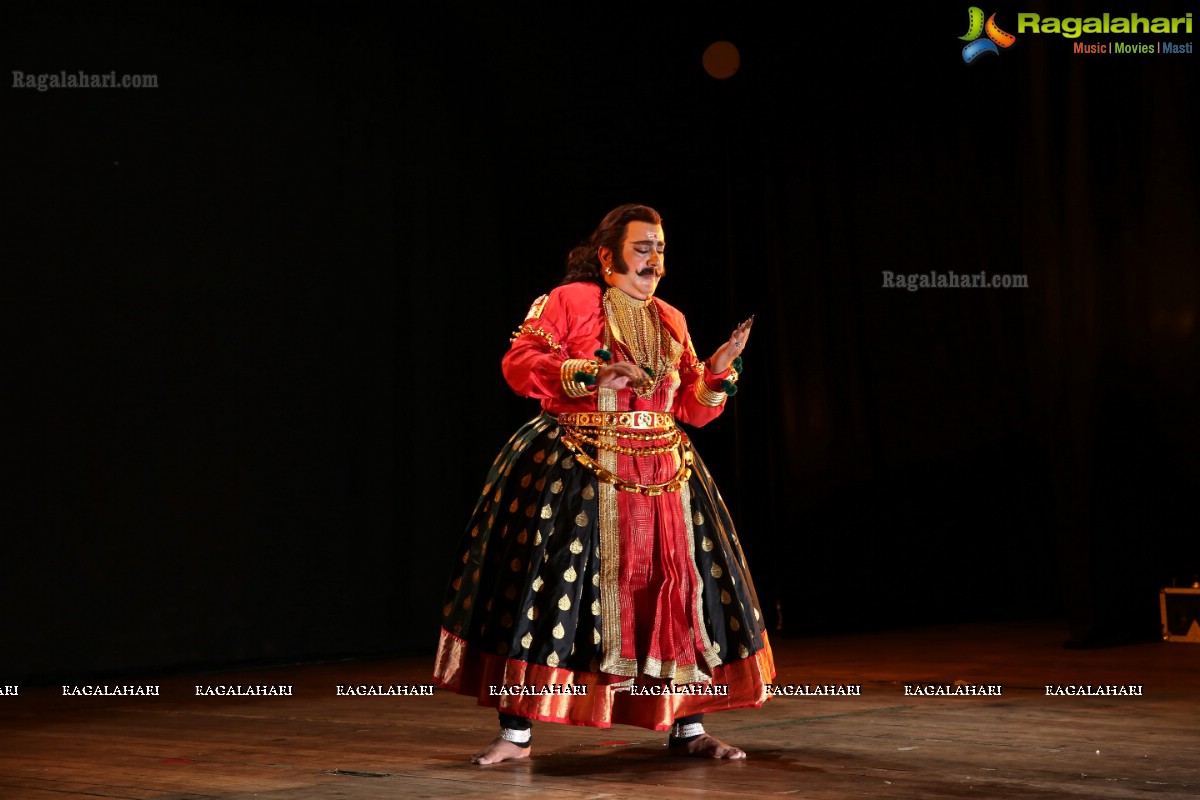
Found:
<box><xmin>2</xmin><ymin>619</ymin><xmax>1197</xmax><ymax>799</ymax></box>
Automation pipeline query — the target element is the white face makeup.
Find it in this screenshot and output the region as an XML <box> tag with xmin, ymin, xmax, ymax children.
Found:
<box><xmin>602</xmin><ymin>221</ymin><xmax>665</xmax><ymax>301</ymax></box>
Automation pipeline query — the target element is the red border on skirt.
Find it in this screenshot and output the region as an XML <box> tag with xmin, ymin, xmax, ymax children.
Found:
<box><xmin>432</xmin><ymin>628</ymin><xmax>777</xmax><ymax>731</ymax></box>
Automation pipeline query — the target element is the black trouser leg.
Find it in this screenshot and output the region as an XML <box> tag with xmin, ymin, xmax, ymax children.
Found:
<box><xmin>498</xmin><ymin>712</ymin><xmax>532</xmax><ymax>730</ymax></box>
<box><xmin>498</xmin><ymin>712</ymin><xmax>532</xmax><ymax>745</ymax></box>
<box><xmin>669</xmin><ymin>712</ymin><xmax>705</xmax><ymax>745</ymax></box>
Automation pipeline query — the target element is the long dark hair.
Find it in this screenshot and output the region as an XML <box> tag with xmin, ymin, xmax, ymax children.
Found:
<box><xmin>560</xmin><ymin>204</ymin><xmax>662</xmax><ymax>287</ymax></box>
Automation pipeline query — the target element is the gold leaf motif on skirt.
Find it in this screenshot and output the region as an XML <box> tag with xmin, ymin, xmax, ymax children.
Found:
<box><xmin>451</xmin><ymin>577</ymin><xmax>461</xmax><ymax>591</ymax></box>
<box><xmin>551</xmin><ymin>479</ymin><xmax>563</xmax><ymax>494</ymax></box>
<box><xmin>591</xmin><ymin>600</ymin><xmax>601</xmax><ymax>616</ymax></box>
<box><xmin>521</xmin><ymin>633</ymin><xmax>533</xmax><ymax>649</ymax></box>
<box><xmin>564</xmin><ymin>567</ymin><xmax>577</xmax><ymax>582</ymax></box>
<box><xmin>575</xmin><ymin>511</ymin><xmax>589</xmax><ymax>527</ymax></box>
<box><xmin>520</xmin><ymin>474</ymin><xmax>532</xmax><ymax>488</ymax></box>
<box><xmin>525</xmin><ymin>504</ymin><xmax>536</xmax><ymax>518</ymax></box>
<box><xmin>536</xmin><ymin>477</ymin><xmax>546</xmax><ymax>491</ymax></box>
<box><xmin>442</xmin><ymin>603</ymin><xmax>452</xmax><ymax>617</ymax></box>
<box><xmin>534</xmin><ymin>450</ymin><xmax>546</xmax><ymax>463</ymax></box>
<box><xmin>582</xmin><ymin>485</ymin><xmax>595</xmax><ymax>501</ymax></box>
<box><xmin>510</xmin><ymin>558</ymin><xmax>522</xmax><ymax>572</ymax></box>
<box><xmin>693</xmin><ymin>510</ymin><xmax>705</xmax><ymax>525</ymax></box>
<box><xmin>721</xmin><ymin>590</ymin><xmax>731</xmax><ymax>605</ymax></box>
<box><xmin>531</xmin><ymin>576</ymin><xmax>543</xmax><ymax>592</ymax></box>
<box><xmin>462</xmin><ymin>597</ymin><xmax>471</xmax><ymax>610</ymax></box>
<box><xmin>547</xmin><ymin>652</ymin><xmax>560</xmax><ymax>667</ymax></box>
<box><xmin>713</xmin><ymin>641</ymin><xmax>721</xmax><ymax>653</ymax></box>
<box><xmin>702</xmin><ymin>537</ymin><xmax>714</xmax><ymax>552</ymax></box>
<box><xmin>558</xmin><ymin>595</ymin><xmax>571</xmax><ymax>611</ymax></box>
<box><xmin>739</xmin><ymin>644</ymin><xmax>749</xmax><ymax>658</ymax></box>
<box><xmin>472</xmin><ymin>568</ymin><xmax>480</xmax><ymax>582</ymax></box>
<box><xmin>711</xmin><ymin>564</ymin><xmax>724</xmax><ymax>579</ymax></box>
<box><xmin>541</xmin><ymin>504</ymin><xmax>554</xmax><ymax>519</ymax></box>
<box><xmin>527</xmin><ymin>607</ymin><xmax>538</xmax><ymax>621</ymax></box>
<box><xmin>569</xmin><ymin>538</ymin><xmax>584</xmax><ymax>554</ymax></box>
<box><xmin>534</xmin><ymin>531</ymin><xmax>542</xmax><ymax>546</ymax></box>
<box><xmin>517</xmin><ymin>530</ymin><xmax>527</xmax><ymax>544</ymax></box>
<box><xmin>730</xmin><ymin>617</ymin><xmax>740</xmax><ymax>631</ymax></box>
<box><xmin>753</xmin><ymin>607</ymin><xmax>760</xmax><ymax>621</ymax></box>
<box><xmin>562</xmin><ymin>456</ymin><xmax>575</xmax><ymax>469</ymax></box>
<box><xmin>470</xmin><ymin>525</ymin><xmax>479</xmax><ymax>538</ymax></box>
<box><xmin>509</xmin><ymin>498</ymin><xmax>519</xmax><ymax>514</ymax></box>
<box><xmin>552</xmin><ymin>622</ymin><xmax>565</xmax><ymax>639</ymax></box>
<box><xmin>593</xmin><ymin>573</ymin><xmax>600</xmax><ymax>586</ymax></box>
<box><xmin>547</xmin><ymin>452</ymin><xmax>559</xmax><ymax>466</ymax></box>
<box><xmin>494</xmin><ymin>488</ymin><xmax>502</xmax><ymax>503</ymax></box>
<box><xmin>593</xmin><ymin>630</ymin><xmax>601</xmax><ymax>646</ymax></box>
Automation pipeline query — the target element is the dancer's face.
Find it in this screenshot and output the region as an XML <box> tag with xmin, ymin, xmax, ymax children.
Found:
<box><xmin>601</xmin><ymin>221</ymin><xmax>666</xmax><ymax>301</ymax></box>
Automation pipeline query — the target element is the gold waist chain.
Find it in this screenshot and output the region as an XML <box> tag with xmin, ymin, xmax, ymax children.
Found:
<box><xmin>559</xmin><ymin>426</ymin><xmax>693</xmax><ymax>496</ymax></box>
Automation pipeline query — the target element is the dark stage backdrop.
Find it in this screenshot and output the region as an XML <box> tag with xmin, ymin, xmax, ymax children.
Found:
<box><xmin>5</xmin><ymin>3</ymin><xmax>1197</xmax><ymax>682</ymax></box>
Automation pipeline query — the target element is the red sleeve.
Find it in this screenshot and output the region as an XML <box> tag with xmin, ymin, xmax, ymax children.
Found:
<box><xmin>501</xmin><ymin>283</ymin><xmax>604</xmax><ymax>401</ymax></box>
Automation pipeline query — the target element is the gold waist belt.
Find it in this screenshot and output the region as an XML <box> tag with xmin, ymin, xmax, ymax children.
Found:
<box><xmin>557</xmin><ymin>411</ymin><xmax>690</xmax><ymax>496</ymax></box>
<box><xmin>557</xmin><ymin>411</ymin><xmax>675</xmax><ymax>431</ymax></box>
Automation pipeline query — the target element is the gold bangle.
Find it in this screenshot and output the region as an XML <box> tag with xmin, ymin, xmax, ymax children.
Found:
<box><xmin>694</xmin><ymin>378</ymin><xmax>727</xmax><ymax>407</ymax></box>
<box><xmin>561</xmin><ymin>358</ymin><xmax>599</xmax><ymax>398</ymax></box>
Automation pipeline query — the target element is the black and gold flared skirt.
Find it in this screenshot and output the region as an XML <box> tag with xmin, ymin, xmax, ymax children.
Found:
<box><xmin>433</xmin><ymin>412</ymin><xmax>775</xmax><ymax>730</ymax></box>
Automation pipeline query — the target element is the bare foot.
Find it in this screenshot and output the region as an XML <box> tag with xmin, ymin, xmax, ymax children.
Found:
<box><xmin>669</xmin><ymin>733</ymin><xmax>746</xmax><ymax>760</ymax></box>
<box><xmin>470</xmin><ymin>736</ymin><xmax>531</xmax><ymax>765</ymax></box>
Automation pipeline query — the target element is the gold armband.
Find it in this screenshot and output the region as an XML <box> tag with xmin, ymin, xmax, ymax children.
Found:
<box><xmin>561</xmin><ymin>358</ymin><xmax>600</xmax><ymax>398</ymax></box>
<box><xmin>511</xmin><ymin>324</ymin><xmax>562</xmax><ymax>352</ymax></box>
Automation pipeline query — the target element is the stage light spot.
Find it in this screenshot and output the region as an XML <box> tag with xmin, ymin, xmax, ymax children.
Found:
<box><xmin>703</xmin><ymin>41</ymin><xmax>740</xmax><ymax>79</ymax></box>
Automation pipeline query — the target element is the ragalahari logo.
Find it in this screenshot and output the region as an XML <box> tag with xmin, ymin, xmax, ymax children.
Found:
<box><xmin>960</xmin><ymin>7</ymin><xmax>1017</xmax><ymax>62</ymax></box>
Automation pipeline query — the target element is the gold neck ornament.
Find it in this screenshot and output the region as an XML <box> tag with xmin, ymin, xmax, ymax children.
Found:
<box><xmin>603</xmin><ymin>286</ymin><xmax>667</xmax><ymax>399</ymax></box>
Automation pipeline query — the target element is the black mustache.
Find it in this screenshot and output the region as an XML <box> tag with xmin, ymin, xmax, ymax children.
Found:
<box><xmin>636</xmin><ymin>267</ymin><xmax>665</xmax><ymax>278</ymax></box>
